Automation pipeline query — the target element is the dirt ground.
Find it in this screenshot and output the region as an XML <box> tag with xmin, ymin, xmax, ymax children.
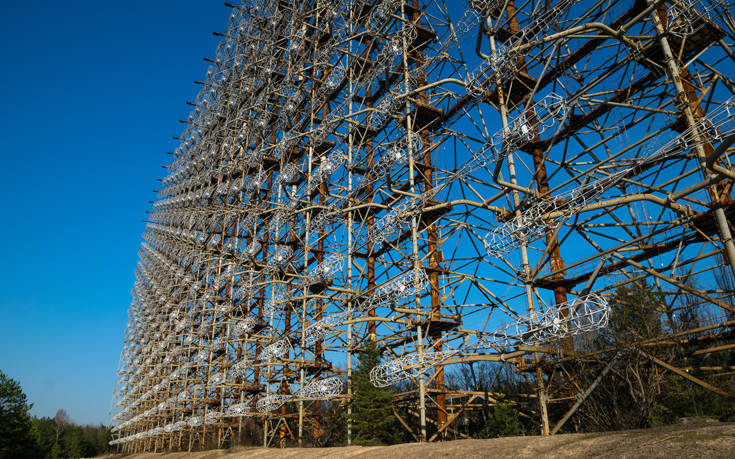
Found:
<box><xmin>112</xmin><ymin>419</ymin><xmax>735</xmax><ymax>459</ymax></box>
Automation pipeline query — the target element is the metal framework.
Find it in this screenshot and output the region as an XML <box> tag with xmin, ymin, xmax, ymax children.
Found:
<box><xmin>110</xmin><ymin>0</ymin><xmax>735</xmax><ymax>452</ymax></box>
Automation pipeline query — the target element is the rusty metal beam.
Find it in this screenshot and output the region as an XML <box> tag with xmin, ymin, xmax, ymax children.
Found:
<box><xmin>639</xmin><ymin>350</ymin><xmax>734</xmax><ymax>399</ymax></box>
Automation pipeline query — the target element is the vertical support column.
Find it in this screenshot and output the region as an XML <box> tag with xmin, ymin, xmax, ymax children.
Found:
<box><xmin>297</xmin><ymin>30</ymin><xmax>319</xmax><ymax>446</ymax></box>
<box><xmin>492</xmin><ymin>0</ymin><xmax>551</xmax><ymax>434</ymax></box>
<box><xmin>366</xmin><ymin>122</ymin><xmax>378</xmax><ymax>342</ymax></box>
<box><xmin>282</xmin><ymin>291</ymin><xmax>292</xmax><ymax>447</ymax></box>
<box><xmin>346</xmin><ymin>15</ymin><xmax>355</xmax><ymax>443</ymax></box>
<box><xmin>258</xmin><ymin>177</ymin><xmax>270</xmax><ymax>447</ymax></box>
<box><xmin>649</xmin><ymin>2</ymin><xmax>735</xmax><ymax>280</ymax></box>
<box><xmin>488</xmin><ymin>6</ymin><xmax>550</xmax><ymax>431</ymax></box>
<box><xmin>400</xmin><ymin>0</ymin><xmax>428</xmax><ymax>440</ymax></box>
<box><xmin>410</xmin><ymin>0</ymin><xmax>447</xmax><ymax>439</ymax></box>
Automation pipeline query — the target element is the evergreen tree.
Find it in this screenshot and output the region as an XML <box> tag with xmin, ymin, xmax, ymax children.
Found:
<box><xmin>0</xmin><ymin>370</ymin><xmax>36</xmax><ymax>458</ymax></box>
<box><xmin>30</xmin><ymin>417</ymin><xmax>57</xmax><ymax>457</ymax></box>
<box><xmin>483</xmin><ymin>395</ymin><xmax>521</xmax><ymax>438</ymax></box>
<box><xmin>49</xmin><ymin>443</ymin><xmax>62</xmax><ymax>459</ymax></box>
<box><xmin>605</xmin><ymin>280</ymin><xmax>666</xmax><ymax>346</ymax></box>
<box><xmin>62</xmin><ymin>425</ymin><xmax>83</xmax><ymax>458</ymax></box>
<box><xmin>348</xmin><ymin>341</ymin><xmax>402</xmax><ymax>445</ymax></box>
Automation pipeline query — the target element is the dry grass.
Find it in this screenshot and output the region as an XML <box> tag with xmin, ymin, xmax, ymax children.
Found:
<box><xmin>112</xmin><ymin>419</ymin><xmax>735</xmax><ymax>459</ymax></box>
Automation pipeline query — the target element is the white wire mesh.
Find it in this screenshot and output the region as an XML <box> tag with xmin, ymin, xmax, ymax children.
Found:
<box><xmin>356</xmin><ymin>268</ymin><xmax>430</xmax><ymax>314</ymax></box>
<box><xmin>207</xmin><ymin>372</ymin><xmax>226</xmax><ymax>386</ymax></box>
<box><xmin>371</xmin><ymin>293</ymin><xmax>610</xmax><ymax>387</ymax></box>
<box><xmin>264</xmin><ymin>287</ymin><xmax>292</xmax><ymax>316</ymax></box>
<box><xmin>667</xmin><ymin>0</ymin><xmax>713</xmax><ymax>38</ymax></box>
<box><xmin>232</xmin><ymin>317</ymin><xmax>256</xmax><ymax>337</ymax></box>
<box><xmin>226</xmin><ymin>400</ymin><xmax>252</xmax><ymax>417</ymax></box>
<box><xmin>231</xmin><ymin>359</ymin><xmax>249</xmax><ymax>378</ymax></box>
<box><xmin>204</xmin><ymin>411</ymin><xmax>223</xmax><ymax>424</ymax></box>
<box><xmin>256</xmin><ymin>394</ymin><xmax>291</xmax><ymax>413</ymax></box>
<box><xmin>303</xmin><ymin>312</ymin><xmax>349</xmax><ymax>345</ymax></box>
<box><xmin>265</xmin><ymin>245</ymin><xmax>293</xmax><ymax>272</ymax></box>
<box><xmin>188</xmin><ymin>416</ymin><xmax>203</xmax><ymax>427</ymax></box>
<box><xmin>371</xmin><ymin>194</ymin><xmax>429</xmax><ymax>246</ymax></box>
<box><xmin>296</xmin><ymin>376</ymin><xmax>344</xmax><ymax>400</ymax></box>
<box><xmin>370</xmin><ymin>350</ymin><xmax>459</xmax><ymax>388</ymax></box>
<box><xmin>479</xmin><ymin>293</ymin><xmax>611</xmax><ymax>349</ymax></box>
<box><xmin>307</xmin><ymin>255</ymin><xmax>344</xmax><ymax>285</ymax></box>
<box><xmin>243</xmin><ymin>240</ymin><xmax>262</xmax><ymax>260</ymax></box>
<box><xmin>257</xmin><ymin>339</ymin><xmax>288</xmax><ymax>362</ymax></box>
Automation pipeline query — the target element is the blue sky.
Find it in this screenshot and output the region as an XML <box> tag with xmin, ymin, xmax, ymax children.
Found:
<box><xmin>0</xmin><ymin>1</ymin><xmax>227</xmax><ymax>425</ymax></box>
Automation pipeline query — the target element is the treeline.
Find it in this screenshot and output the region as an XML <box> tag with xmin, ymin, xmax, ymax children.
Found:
<box><xmin>29</xmin><ymin>412</ymin><xmax>111</xmax><ymax>459</ymax></box>
<box><xmin>0</xmin><ymin>370</ymin><xmax>110</xmax><ymax>459</ymax></box>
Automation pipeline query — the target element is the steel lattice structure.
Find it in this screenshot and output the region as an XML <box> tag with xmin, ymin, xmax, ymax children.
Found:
<box><xmin>110</xmin><ymin>0</ymin><xmax>735</xmax><ymax>452</ymax></box>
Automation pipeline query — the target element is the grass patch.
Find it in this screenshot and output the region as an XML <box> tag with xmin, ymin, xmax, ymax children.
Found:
<box><xmin>672</xmin><ymin>431</ymin><xmax>728</xmax><ymax>442</ymax></box>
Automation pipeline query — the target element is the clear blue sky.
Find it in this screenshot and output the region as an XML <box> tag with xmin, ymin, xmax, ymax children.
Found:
<box><xmin>0</xmin><ymin>1</ymin><xmax>228</xmax><ymax>425</ymax></box>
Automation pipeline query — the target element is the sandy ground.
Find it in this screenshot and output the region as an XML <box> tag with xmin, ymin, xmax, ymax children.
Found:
<box><xmin>109</xmin><ymin>419</ymin><xmax>735</xmax><ymax>459</ymax></box>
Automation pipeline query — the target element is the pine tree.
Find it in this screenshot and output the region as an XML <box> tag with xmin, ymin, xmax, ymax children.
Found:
<box><xmin>607</xmin><ymin>280</ymin><xmax>665</xmax><ymax>345</ymax></box>
<box><xmin>348</xmin><ymin>341</ymin><xmax>403</xmax><ymax>445</ymax></box>
<box><xmin>483</xmin><ymin>395</ymin><xmax>521</xmax><ymax>437</ymax></box>
<box><xmin>0</xmin><ymin>370</ymin><xmax>36</xmax><ymax>459</ymax></box>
